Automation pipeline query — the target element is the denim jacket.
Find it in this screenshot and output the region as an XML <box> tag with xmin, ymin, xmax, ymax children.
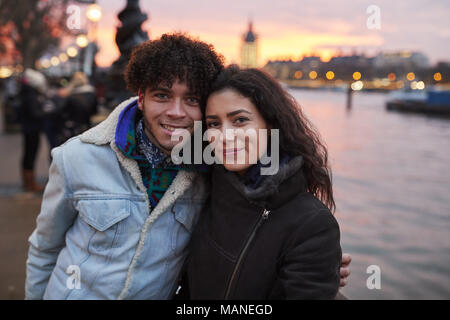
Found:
<box><xmin>25</xmin><ymin>97</ymin><xmax>209</xmax><ymax>299</ymax></box>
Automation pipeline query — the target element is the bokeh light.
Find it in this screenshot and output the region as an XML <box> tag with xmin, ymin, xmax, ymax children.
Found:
<box><xmin>351</xmin><ymin>80</ymin><xmax>363</xmax><ymax>91</ymax></box>
<box><xmin>76</xmin><ymin>34</ymin><xmax>89</xmax><ymax>48</ymax></box>
<box><xmin>353</xmin><ymin>71</ymin><xmax>361</xmax><ymax>81</ymax></box>
<box><xmin>326</xmin><ymin>71</ymin><xmax>335</xmax><ymax>80</ymax></box>
<box><xmin>59</xmin><ymin>53</ymin><xmax>68</xmax><ymax>62</ymax></box>
<box><xmin>67</xmin><ymin>46</ymin><xmax>78</xmax><ymax>58</ymax></box>
<box><xmin>87</xmin><ymin>4</ymin><xmax>103</xmax><ymax>22</ymax></box>
<box><xmin>433</xmin><ymin>72</ymin><xmax>442</xmax><ymax>81</ymax></box>
<box><xmin>50</xmin><ymin>56</ymin><xmax>60</xmax><ymax>66</ymax></box>
<box><xmin>406</xmin><ymin>72</ymin><xmax>415</xmax><ymax>81</ymax></box>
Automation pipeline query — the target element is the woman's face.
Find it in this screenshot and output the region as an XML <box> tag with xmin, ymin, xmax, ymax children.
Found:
<box><xmin>205</xmin><ymin>89</ymin><xmax>270</xmax><ymax>174</ymax></box>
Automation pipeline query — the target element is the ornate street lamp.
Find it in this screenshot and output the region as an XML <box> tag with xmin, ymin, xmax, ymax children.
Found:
<box><xmin>105</xmin><ymin>0</ymin><xmax>149</xmax><ymax>108</ymax></box>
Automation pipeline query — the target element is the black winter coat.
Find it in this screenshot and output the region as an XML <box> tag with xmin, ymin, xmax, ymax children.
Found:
<box><xmin>64</xmin><ymin>85</ymin><xmax>98</xmax><ymax>127</ymax></box>
<box><xmin>18</xmin><ymin>84</ymin><xmax>45</xmax><ymax>133</ymax></box>
<box><xmin>185</xmin><ymin>156</ymin><xmax>342</xmax><ymax>299</ymax></box>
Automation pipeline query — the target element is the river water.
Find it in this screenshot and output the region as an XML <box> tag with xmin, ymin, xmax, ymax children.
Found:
<box><xmin>289</xmin><ymin>88</ymin><xmax>450</xmax><ymax>299</ymax></box>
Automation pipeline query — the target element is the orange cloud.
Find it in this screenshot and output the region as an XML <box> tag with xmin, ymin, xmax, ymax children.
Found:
<box><xmin>94</xmin><ymin>19</ymin><xmax>385</xmax><ymax>67</ymax></box>
<box><xmin>95</xmin><ymin>27</ymin><xmax>120</xmax><ymax>67</ymax></box>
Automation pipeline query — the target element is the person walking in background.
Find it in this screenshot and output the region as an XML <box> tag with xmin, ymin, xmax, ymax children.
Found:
<box><xmin>58</xmin><ymin>72</ymin><xmax>98</xmax><ymax>144</ymax></box>
<box><xmin>2</xmin><ymin>74</ymin><xmax>21</xmax><ymax>132</ymax></box>
<box><xmin>18</xmin><ymin>69</ymin><xmax>47</xmax><ymax>193</ymax></box>
<box><xmin>41</xmin><ymin>82</ymin><xmax>68</xmax><ymax>153</ymax></box>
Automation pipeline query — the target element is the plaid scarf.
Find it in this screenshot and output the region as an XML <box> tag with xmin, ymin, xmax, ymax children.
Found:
<box><xmin>115</xmin><ymin>101</ymin><xmax>182</xmax><ymax>209</ymax></box>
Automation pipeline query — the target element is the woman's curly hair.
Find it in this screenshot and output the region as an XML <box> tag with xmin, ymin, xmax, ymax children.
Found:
<box><xmin>125</xmin><ymin>32</ymin><xmax>224</xmax><ymax>105</ymax></box>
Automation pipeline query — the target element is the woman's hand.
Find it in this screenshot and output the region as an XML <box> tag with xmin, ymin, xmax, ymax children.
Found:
<box><xmin>340</xmin><ymin>253</ymin><xmax>352</xmax><ymax>287</ymax></box>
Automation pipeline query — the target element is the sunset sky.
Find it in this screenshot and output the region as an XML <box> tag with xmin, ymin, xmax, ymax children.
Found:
<box><xmin>77</xmin><ymin>0</ymin><xmax>450</xmax><ymax>67</ymax></box>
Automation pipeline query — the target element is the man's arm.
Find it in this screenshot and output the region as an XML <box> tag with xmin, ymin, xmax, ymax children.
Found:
<box><xmin>25</xmin><ymin>146</ymin><xmax>77</xmax><ymax>299</ymax></box>
<box><xmin>277</xmin><ymin>211</ymin><xmax>342</xmax><ymax>299</ymax></box>
<box><xmin>340</xmin><ymin>253</ymin><xmax>352</xmax><ymax>287</ymax></box>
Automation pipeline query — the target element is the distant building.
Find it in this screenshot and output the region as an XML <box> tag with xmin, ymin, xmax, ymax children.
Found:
<box><xmin>240</xmin><ymin>21</ymin><xmax>258</xmax><ymax>68</ymax></box>
<box><xmin>300</xmin><ymin>56</ymin><xmax>322</xmax><ymax>69</ymax></box>
<box><xmin>263</xmin><ymin>50</ymin><xmax>440</xmax><ymax>83</ymax></box>
<box><xmin>374</xmin><ymin>51</ymin><xmax>430</xmax><ymax>69</ymax></box>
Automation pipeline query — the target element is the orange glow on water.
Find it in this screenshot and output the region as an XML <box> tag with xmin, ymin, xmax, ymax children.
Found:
<box><xmin>388</xmin><ymin>73</ymin><xmax>396</xmax><ymax>81</ymax></box>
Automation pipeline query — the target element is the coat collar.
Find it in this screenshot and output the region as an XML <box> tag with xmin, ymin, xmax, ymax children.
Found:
<box><xmin>80</xmin><ymin>96</ymin><xmax>137</xmax><ymax>146</ymax></box>
<box><xmin>213</xmin><ymin>156</ymin><xmax>307</xmax><ymax>209</ymax></box>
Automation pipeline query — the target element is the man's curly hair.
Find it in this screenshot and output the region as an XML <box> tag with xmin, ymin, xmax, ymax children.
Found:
<box><xmin>125</xmin><ymin>33</ymin><xmax>224</xmax><ymax>105</ymax></box>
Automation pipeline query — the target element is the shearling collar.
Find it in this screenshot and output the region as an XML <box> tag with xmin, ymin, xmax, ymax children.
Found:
<box><xmin>80</xmin><ymin>96</ymin><xmax>137</xmax><ymax>145</ymax></box>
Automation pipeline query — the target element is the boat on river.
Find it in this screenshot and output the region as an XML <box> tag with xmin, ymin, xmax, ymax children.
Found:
<box><xmin>386</xmin><ymin>89</ymin><xmax>450</xmax><ymax>117</ymax></box>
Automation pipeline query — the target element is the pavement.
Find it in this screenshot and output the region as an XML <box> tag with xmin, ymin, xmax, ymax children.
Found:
<box><xmin>0</xmin><ymin>194</ymin><xmax>44</xmax><ymax>299</ymax></box>
<box><xmin>0</xmin><ymin>97</ymin><xmax>50</xmax><ymax>299</ymax></box>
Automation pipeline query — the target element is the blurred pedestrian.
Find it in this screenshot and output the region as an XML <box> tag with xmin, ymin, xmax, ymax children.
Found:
<box><xmin>41</xmin><ymin>85</ymin><xmax>67</xmax><ymax>151</ymax></box>
<box><xmin>2</xmin><ymin>74</ymin><xmax>21</xmax><ymax>132</ymax></box>
<box><xmin>59</xmin><ymin>72</ymin><xmax>98</xmax><ymax>143</ymax></box>
<box><xmin>18</xmin><ymin>69</ymin><xmax>47</xmax><ymax>193</ymax></box>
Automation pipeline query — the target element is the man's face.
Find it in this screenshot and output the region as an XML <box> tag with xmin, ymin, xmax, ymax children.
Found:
<box><xmin>138</xmin><ymin>79</ymin><xmax>202</xmax><ymax>155</ymax></box>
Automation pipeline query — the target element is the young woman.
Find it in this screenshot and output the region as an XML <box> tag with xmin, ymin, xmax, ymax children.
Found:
<box><xmin>185</xmin><ymin>65</ymin><xmax>343</xmax><ymax>299</ymax></box>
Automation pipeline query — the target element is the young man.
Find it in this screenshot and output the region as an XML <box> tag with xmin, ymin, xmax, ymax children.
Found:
<box><xmin>25</xmin><ymin>33</ymin><xmax>351</xmax><ymax>299</ymax></box>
